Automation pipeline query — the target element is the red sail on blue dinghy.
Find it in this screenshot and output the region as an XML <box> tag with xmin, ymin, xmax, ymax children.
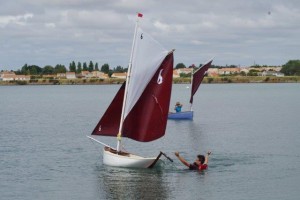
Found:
<box><xmin>189</xmin><ymin>60</ymin><xmax>213</xmax><ymax>104</ymax></box>
<box><xmin>168</xmin><ymin>59</ymin><xmax>213</xmax><ymax>120</ymax></box>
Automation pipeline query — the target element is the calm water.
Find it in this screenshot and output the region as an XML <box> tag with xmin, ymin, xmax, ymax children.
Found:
<box><xmin>1</xmin><ymin>84</ymin><xmax>300</xmax><ymax>200</ymax></box>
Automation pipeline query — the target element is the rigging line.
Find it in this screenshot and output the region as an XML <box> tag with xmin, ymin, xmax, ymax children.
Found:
<box><xmin>153</xmin><ymin>94</ymin><xmax>169</xmax><ymax>158</ymax></box>
<box><xmin>87</xmin><ymin>136</ymin><xmax>103</xmax><ymax>159</ymax></box>
<box><xmin>86</xmin><ymin>136</ymin><xmax>113</xmax><ymax>149</ymax></box>
<box><xmin>121</xmin><ymin>141</ymin><xmax>129</xmax><ymax>153</ymax></box>
<box><xmin>152</xmin><ymin>95</ymin><xmax>164</xmax><ymax>123</ymax></box>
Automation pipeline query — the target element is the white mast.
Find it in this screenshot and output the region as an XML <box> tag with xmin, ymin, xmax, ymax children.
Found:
<box><xmin>116</xmin><ymin>14</ymin><xmax>141</xmax><ymax>152</ymax></box>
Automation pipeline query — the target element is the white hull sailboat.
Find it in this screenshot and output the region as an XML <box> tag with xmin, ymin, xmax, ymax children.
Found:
<box><xmin>168</xmin><ymin>60</ymin><xmax>213</xmax><ymax>120</ymax></box>
<box><xmin>103</xmin><ymin>147</ymin><xmax>159</xmax><ymax>168</ymax></box>
<box><xmin>88</xmin><ymin>13</ymin><xmax>174</xmax><ymax>168</ymax></box>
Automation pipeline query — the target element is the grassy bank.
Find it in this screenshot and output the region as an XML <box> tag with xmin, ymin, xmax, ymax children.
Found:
<box><xmin>0</xmin><ymin>78</ymin><xmax>124</xmax><ymax>85</ymax></box>
<box><xmin>174</xmin><ymin>76</ymin><xmax>300</xmax><ymax>84</ymax></box>
<box><xmin>1</xmin><ymin>76</ymin><xmax>299</xmax><ymax>86</ymax></box>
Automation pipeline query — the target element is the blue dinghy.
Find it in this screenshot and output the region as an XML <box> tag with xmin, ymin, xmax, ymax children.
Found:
<box><xmin>168</xmin><ymin>59</ymin><xmax>213</xmax><ymax>120</ymax></box>
<box><xmin>168</xmin><ymin>111</ymin><xmax>193</xmax><ymax>120</ymax></box>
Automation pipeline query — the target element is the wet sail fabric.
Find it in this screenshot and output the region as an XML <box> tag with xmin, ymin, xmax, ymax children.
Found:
<box><xmin>189</xmin><ymin>60</ymin><xmax>213</xmax><ymax>104</ymax></box>
<box><xmin>122</xmin><ymin>52</ymin><xmax>174</xmax><ymax>142</ymax></box>
<box><xmin>91</xmin><ymin>83</ymin><xmax>125</xmax><ymax>136</ymax></box>
<box><xmin>124</xmin><ymin>27</ymin><xmax>169</xmax><ymax>119</ymax></box>
<box><xmin>92</xmin><ymin>53</ymin><xmax>174</xmax><ymax>142</ymax></box>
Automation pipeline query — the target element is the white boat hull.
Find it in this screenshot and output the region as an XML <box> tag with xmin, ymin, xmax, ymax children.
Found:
<box><xmin>103</xmin><ymin>148</ymin><xmax>161</xmax><ymax>168</ymax></box>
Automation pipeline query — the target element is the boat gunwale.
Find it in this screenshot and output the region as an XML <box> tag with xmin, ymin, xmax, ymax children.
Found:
<box><xmin>104</xmin><ymin>147</ymin><xmax>157</xmax><ymax>160</ymax></box>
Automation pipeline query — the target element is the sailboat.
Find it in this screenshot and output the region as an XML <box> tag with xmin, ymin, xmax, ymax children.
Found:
<box><xmin>88</xmin><ymin>13</ymin><xmax>174</xmax><ymax>168</ymax></box>
<box><xmin>168</xmin><ymin>59</ymin><xmax>213</xmax><ymax>120</ymax></box>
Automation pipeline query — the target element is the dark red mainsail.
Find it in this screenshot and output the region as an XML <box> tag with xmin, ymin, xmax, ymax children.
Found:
<box><xmin>123</xmin><ymin>52</ymin><xmax>173</xmax><ymax>142</ymax></box>
<box><xmin>92</xmin><ymin>52</ymin><xmax>174</xmax><ymax>142</ymax></box>
<box><xmin>189</xmin><ymin>60</ymin><xmax>213</xmax><ymax>104</ymax></box>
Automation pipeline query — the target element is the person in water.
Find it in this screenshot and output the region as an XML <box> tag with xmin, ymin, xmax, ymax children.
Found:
<box><xmin>174</xmin><ymin>102</ymin><xmax>183</xmax><ymax>113</ymax></box>
<box><xmin>175</xmin><ymin>151</ymin><xmax>211</xmax><ymax>170</ymax></box>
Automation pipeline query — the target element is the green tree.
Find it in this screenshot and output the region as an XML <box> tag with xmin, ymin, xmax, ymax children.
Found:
<box><xmin>208</xmin><ymin>78</ymin><xmax>214</xmax><ymax>83</ymax></box>
<box><xmin>108</xmin><ymin>70</ymin><xmax>113</xmax><ymax>77</ymax></box>
<box><xmin>175</xmin><ymin>63</ymin><xmax>186</xmax><ymax>69</ymax></box>
<box><xmin>54</xmin><ymin>64</ymin><xmax>67</xmax><ymax>73</ymax></box>
<box><xmin>21</xmin><ymin>64</ymin><xmax>29</xmax><ymax>75</ymax></box>
<box><xmin>250</xmin><ymin>64</ymin><xmax>261</xmax><ymax>68</ymax></box>
<box><xmin>248</xmin><ymin>69</ymin><xmax>259</xmax><ymax>76</ymax></box>
<box><xmin>21</xmin><ymin>64</ymin><xmax>42</xmax><ymax>75</ymax></box>
<box><xmin>15</xmin><ymin>69</ymin><xmax>22</xmax><ymax>75</ymax></box>
<box><xmin>210</xmin><ymin>64</ymin><xmax>221</xmax><ymax>68</ymax></box>
<box><xmin>180</xmin><ymin>73</ymin><xmax>191</xmax><ymax>78</ymax></box>
<box><xmin>43</xmin><ymin>65</ymin><xmax>55</xmax><ymax>74</ymax></box>
<box><xmin>240</xmin><ymin>71</ymin><xmax>246</xmax><ymax>76</ymax></box>
<box><xmin>114</xmin><ymin>65</ymin><xmax>124</xmax><ymax>73</ymax></box>
<box><xmin>88</xmin><ymin>61</ymin><xmax>94</xmax><ymax>72</ymax></box>
<box><xmin>69</xmin><ymin>61</ymin><xmax>76</xmax><ymax>72</ymax></box>
<box><xmin>83</xmin><ymin>62</ymin><xmax>88</xmax><ymax>71</ymax></box>
<box><xmin>101</xmin><ymin>63</ymin><xmax>110</xmax><ymax>74</ymax></box>
<box><xmin>30</xmin><ymin>66</ymin><xmax>37</xmax><ymax>75</ymax></box>
<box><xmin>77</xmin><ymin>62</ymin><xmax>82</xmax><ymax>73</ymax></box>
<box><xmin>280</xmin><ymin>60</ymin><xmax>300</xmax><ymax>76</ymax></box>
<box><xmin>95</xmin><ymin>63</ymin><xmax>99</xmax><ymax>71</ymax></box>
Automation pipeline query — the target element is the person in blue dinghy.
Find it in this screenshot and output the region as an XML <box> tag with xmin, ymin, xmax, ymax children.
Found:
<box><xmin>174</xmin><ymin>102</ymin><xmax>183</xmax><ymax>113</ymax></box>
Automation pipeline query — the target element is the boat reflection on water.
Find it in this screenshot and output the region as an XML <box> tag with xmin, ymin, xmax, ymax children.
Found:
<box><xmin>99</xmin><ymin>166</ymin><xmax>170</xmax><ymax>199</ymax></box>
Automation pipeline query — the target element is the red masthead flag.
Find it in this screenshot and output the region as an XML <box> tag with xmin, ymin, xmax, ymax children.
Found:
<box><xmin>138</xmin><ymin>13</ymin><xmax>143</xmax><ymax>17</ymax></box>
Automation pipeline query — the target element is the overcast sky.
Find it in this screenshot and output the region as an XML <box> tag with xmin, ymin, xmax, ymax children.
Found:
<box><xmin>1</xmin><ymin>0</ymin><xmax>299</xmax><ymax>70</ymax></box>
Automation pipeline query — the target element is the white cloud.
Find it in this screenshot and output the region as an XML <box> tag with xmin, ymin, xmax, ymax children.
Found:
<box><xmin>0</xmin><ymin>13</ymin><xmax>33</xmax><ymax>28</ymax></box>
<box><xmin>191</xmin><ymin>40</ymin><xmax>205</xmax><ymax>45</ymax></box>
<box><xmin>153</xmin><ymin>21</ymin><xmax>170</xmax><ymax>32</ymax></box>
<box><xmin>45</xmin><ymin>23</ymin><xmax>56</xmax><ymax>28</ymax></box>
<box><xmin>1</xmin><ymin>0</ymin><xmax>300</xmax><ymax>70</ymax></box>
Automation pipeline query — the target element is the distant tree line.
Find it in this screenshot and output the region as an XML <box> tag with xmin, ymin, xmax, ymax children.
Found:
<box><xmin>7</xmin><ymin>59</ymin><xmax>300</xmax><ymax>76</ymax></box>
<box><xmin>15</xmin><ymin>64</ymin><xmax>68</xmax><ymax>75</ymax></box>
<box><xmin>13</xmin><ymin>61</ymin><xmax>128</xmax><ymax>77</ymax></box>
<box><xmin>175</xmin><ymin>63</ymin><xmax>240</xmax><ymax>69</ymax></box>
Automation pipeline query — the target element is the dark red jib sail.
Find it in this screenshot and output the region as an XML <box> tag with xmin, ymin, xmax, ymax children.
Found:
<box><xmin>92</xmin><ymin>52</ymin><xmax>174</xmax><ymax>142</ymax></box>
<box><xmin>91</xmin><ymin>83</ymin><xmax>124</xmax><ymax>137</ymax></box>
<box><xmin>189</xmin><ymin>60</ymin><xmax>213</xmax><ymax>104</ymax></box>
